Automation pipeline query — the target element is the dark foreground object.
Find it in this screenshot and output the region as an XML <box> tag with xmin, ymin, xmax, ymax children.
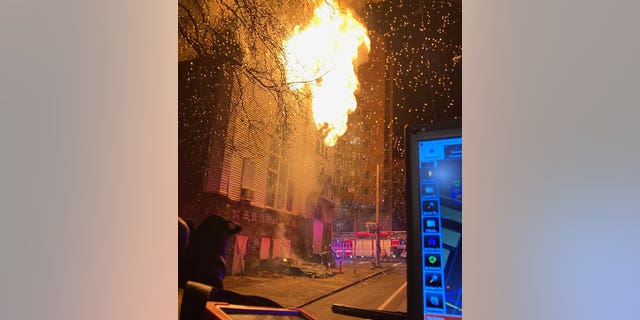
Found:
<box><xmin>332</xmin><ymin>304</ymin><xmax>407</xmax><ymax>320</ymax></box>
<box><xmin>180</xmin><ymin>215</ymin><xmax>241</xmax><ymax>289</ymax></box>
<box><xmin>180</xmin><ymin>281</ymin><xmax>284</xmax><ymax>320</ymax></box>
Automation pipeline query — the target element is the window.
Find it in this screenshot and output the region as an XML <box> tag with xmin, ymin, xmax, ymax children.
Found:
<box><xmin>265</xmin><ymin>147</ymin><xmax>293</xmax><ymax>211</ymax></box>
<box><xmin>241</xmin><ymin>159</ymin><xmax>255</xmax><ymax>189</ymax></box>
<box><xmin>286</xmin><ymin>180</ymin><xmax>295</xmax><ymax>211</ymax></box>
<box><xmin>265</xmin><ymin>171</ymin><xmax>277</xmax><ymax>207</ymax></box>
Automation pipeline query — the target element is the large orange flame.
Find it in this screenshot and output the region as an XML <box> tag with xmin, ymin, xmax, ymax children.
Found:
<box><xmin>282</xmin><ymin>0</ymin><xmax>370</xmax><ymax>146</ymax></box>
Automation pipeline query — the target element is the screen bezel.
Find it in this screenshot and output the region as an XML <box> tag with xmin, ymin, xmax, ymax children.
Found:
<box><xmin>405</xmin><ymin>121</ymin><xmax>461</xmax><ymax>320</ymax></box>
<box><xmin>206</xmin><ymin>302</ymin><xmax>315</xmax><ymax>320</ymax></box>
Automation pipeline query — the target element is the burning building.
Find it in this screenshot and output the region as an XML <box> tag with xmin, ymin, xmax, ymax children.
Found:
<box><xmin>179</xmin><ymin>0</ymin><xmax>372</xmax><ymax>274</ymax></box>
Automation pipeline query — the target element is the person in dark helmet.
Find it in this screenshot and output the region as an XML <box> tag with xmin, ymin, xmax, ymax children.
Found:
<box><xmin>182</xmin><ymin>214</ymin><xmax>241</xmax><ymax>289</ymax></box>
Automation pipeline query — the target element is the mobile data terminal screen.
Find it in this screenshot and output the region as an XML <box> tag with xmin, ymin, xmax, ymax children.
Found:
<box><xmin>406</xmin><ymin>122</ymin><xmax>462</xmax><ymax>320</ymax></box>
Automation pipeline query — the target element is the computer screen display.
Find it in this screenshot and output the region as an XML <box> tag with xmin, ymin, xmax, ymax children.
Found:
<box><xmin>406</xmin><ymin>122</ymin><xmax>462</xmax><ymax>320</ymax></box>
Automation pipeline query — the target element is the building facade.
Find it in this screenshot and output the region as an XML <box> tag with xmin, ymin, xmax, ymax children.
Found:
<box><xmin>179</xmin><ymin>54</ymin><xmax>338</xmax><ymax>275</ymax></box>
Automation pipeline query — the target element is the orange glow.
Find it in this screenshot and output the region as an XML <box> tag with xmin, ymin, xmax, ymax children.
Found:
<box><xmin>282</xmin><ymin>0</ymin><xmax>370</xmax><ymax>146</ymax></box>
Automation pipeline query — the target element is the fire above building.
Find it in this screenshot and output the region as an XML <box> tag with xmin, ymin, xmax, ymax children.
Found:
<box><xmin>281</xmin><ymin>0</ymin><xmax>370</xmax><ymax>147</ymax></box>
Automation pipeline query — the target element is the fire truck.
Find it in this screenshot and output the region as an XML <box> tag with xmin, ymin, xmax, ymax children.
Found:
<box><xmin>332</xmin><ymin>231</ymin><xmax>407</xmax><ymax>260</ymax></box>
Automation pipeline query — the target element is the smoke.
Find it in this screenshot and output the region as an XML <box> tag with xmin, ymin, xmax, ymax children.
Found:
<box><xmin>274</xmin><ymin>222</ymin><xmax>286</xmax><ymax>239</ymax></box>
<box><xmin>273</xmin><ymin>222</ymin><xmax>295</xmax><ymax>259</ymax></box>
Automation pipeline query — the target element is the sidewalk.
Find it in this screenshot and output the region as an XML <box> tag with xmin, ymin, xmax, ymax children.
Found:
<box><xmin>222</xmin><ymin>259</ymin><xmax>397</xmax><ymax>308</ymax></box>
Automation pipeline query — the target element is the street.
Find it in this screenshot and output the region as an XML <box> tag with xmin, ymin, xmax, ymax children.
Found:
<box><xmin>223</xmin><ymin>260</ymin><xmax>407</xmax><ymax>319</ymax></box>
<box><xmin>301</xmin><ymin>262</ymin><xmax>407</xmax><ymax>319</ymax></box>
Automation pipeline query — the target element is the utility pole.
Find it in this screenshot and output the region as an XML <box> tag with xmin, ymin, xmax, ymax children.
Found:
<box><xmin>353</xmin><ymin>213</ymin><xmax>357</xmax><ymax>275</ymax></box>
<box><xmin>375</xmin><ymin>164</ymin><xmax>381</xmax><ymax>268</ymax></box>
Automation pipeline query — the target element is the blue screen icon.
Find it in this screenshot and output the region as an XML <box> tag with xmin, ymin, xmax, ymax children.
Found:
<box><xmin>423</xmin><ymin>217</ymin><xmax>440</xmax><ymax>233</ymax></box>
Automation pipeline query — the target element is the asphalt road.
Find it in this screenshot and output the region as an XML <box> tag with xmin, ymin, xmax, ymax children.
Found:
<box><xmin>300</xmin><ymin>262</ymin><xmax>408</xmax><ymax>319</ymax></box>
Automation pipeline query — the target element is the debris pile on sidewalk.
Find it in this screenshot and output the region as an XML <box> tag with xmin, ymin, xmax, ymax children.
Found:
<box><xmin>261</xmin><ymin>257</ymin><xmax>337</xmax><ymax>278</ymax></box>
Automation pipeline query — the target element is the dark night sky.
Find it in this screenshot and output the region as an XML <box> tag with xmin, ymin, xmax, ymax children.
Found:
<box><xmin>359</xmin><ymin>0</ymin><xmax>461</xmax><ymax>155</ymax></box>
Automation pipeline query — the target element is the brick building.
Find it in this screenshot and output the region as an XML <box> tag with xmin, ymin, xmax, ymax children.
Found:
<box><xmin>178</xmin><ymin>54</ymin><xmax>338</xmax><ymax>274</ymax></box>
